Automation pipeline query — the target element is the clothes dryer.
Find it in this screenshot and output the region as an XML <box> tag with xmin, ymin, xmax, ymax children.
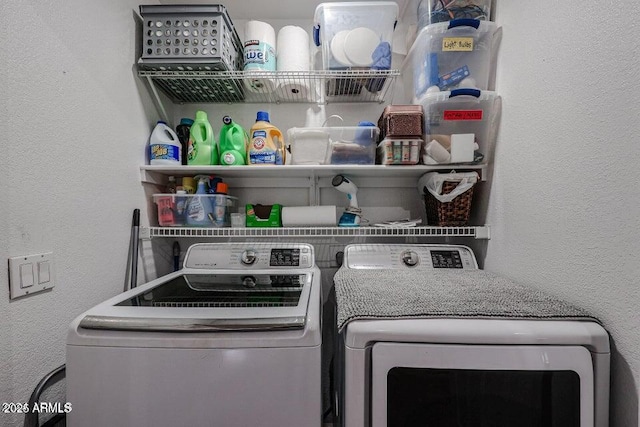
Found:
<box><xmin>335</xmin><ymin>244</ymin><xmax>609</xmax><ymax>427</ymax></box>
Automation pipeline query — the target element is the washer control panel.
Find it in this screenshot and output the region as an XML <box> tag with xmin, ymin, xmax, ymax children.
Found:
<box><xmin>343</xmin><ymin>244</ymin><xmax>478</xmax><ymax>270</ymax></box>
<box><xmin>184</xmin><ymin>243</ymin><xmax>314</xmax><ymax>270</ymax></box>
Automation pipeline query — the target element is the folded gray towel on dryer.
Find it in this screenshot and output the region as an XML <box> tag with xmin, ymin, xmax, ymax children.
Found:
<box><xmin>334</xmin><ymin>269</ymin><xmax>599</xmax><ymax>331</ymax></box>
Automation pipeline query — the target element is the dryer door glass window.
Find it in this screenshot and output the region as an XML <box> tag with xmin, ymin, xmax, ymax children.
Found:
<box><xmin>386</xmin><ymin>368</ymin><xmax>580</xmax><ymax>427</ymax></box>
<box><xmin>370</xmin><ymin>343</ymin><xmax>595</xmax><ymax>427</ymax></box>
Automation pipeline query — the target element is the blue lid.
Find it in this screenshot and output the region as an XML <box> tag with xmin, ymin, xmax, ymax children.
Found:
<box><xmin>180</xmin><ymin>118</ymin><xmax>194</xmax><ymax>125</ymax></box>
<box><xmin>256</xmin><ymin>111</ymin><xmax>270</xmax><ymax>122</ymax></box>
<box><xmin>357</xmin><ymin>121</ymin><xmax>376</xmax><ymax>127</ymax></box>
<box><xmin>157</xmin><ymin>120</ymin><xmax>167</xmax><ymax>125</ymax></box>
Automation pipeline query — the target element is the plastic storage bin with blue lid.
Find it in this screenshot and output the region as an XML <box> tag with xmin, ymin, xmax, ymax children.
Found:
<box><xmin>420</xmin><ymin>88</ymin><xmax>500</xmax><ymax>165</ymax></box>
<box><xmin>402</xmin><ymin>19</ymin><xmax>499</xmax><ymax>103</ymax></box>
<box><xmin>313</xmin><ymin>2</ymin><xmax>398</xmax><ymax>71</ymax></box>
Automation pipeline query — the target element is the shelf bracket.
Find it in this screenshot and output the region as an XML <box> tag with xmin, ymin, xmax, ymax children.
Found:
<box><xmin>144</xmin><ymin>75</ymin><xmax>171</xmax><ymax>125</ymax></box>
<box><xmin>475</xmin><ymin>226</ymin><xmax>491</xmax><ymax>240</ymax></box>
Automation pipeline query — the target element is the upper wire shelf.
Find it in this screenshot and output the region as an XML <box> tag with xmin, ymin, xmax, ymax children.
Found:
<box><xmin>142</xmin><ymin>226</ymin><xmax>490</xmax><ymax>240</ymax></box>
<box><xmin>137</xmin><ymin>69</ymin><xmax>400</xmax><ymax>104</ymax></box>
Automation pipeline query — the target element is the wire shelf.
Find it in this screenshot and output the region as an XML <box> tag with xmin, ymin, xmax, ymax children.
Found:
<box><xmin>143</xmin><ymin>226</ymin><xmax>490</xmax><ymax>239</ymax></box>
<box><xmin>137</xmin><ymin>69</ymin><xmax>400</xmax><ymax>104</ymax></box>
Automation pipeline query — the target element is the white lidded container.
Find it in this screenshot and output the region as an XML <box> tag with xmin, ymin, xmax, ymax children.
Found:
<box><xmin>403</xmin><ymin>19</ymin><xmax>499</xmax><ymax>103</ymax></box>
<box><xmin>288</xmin><ymin>126</ymin><xmax>379</xmax><ymax>165</ymax></box>
<box><xmin>420</xmin><ymin>89</ymin><xmax>500</xmax><ymax>165</ymax></box>
<box><xmin>148</xmin><ymin>121</ymin><xmax>181</xmax><ymax>165</ymax></box>
<box><xmin>313</xmin><ymin>2</ymin><xmax>398</xmax><ymax>70</ymax></box>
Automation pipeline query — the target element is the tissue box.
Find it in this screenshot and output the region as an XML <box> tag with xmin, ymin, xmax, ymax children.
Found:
<box><xmin>246</xmin><ymin>204</ymin><xmax>282</xmax><ymax>227</ymax></box>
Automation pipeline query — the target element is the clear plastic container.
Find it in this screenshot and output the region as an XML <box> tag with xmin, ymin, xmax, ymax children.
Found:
<box><xmin>417</xmin><ymin>0</ymin><xmax>491</xmax><ymax>29</ymax></box>
<box><xmin>288</xmin><ymin>126</ymin><xmax>379</xmax><ymax>165</ymax></box>
<box><xmin>419</xmin><ymin>89</ymin><xmax>500</xmax><ymax>165</ymax></box>
<box><xmin>377</xmin><ymin>138</ymin><xmax>421</xmax><ymax>165</ymax></box>
<box><xmin>403</xmin><ymin>19</ymin><xmax>499</xmax><ymax>102</ymax></box>
<box><xmin>313</xmin><ymin>2</ymin><xmax>398</xmax><ymax>71</ymax></box>
<box><xmin>153</xmin><ymin>194</ymin><xmax>237</xmax><ymax>227</ymax></box>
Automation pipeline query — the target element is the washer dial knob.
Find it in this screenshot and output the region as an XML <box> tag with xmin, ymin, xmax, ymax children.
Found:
<box><xmin>401</xmin><ymin>250</ymin><xmax>419</xmax><ymax>267</ymax></box>
<box><xmin>241</xmin><ymin>250</ymin><xmax>257</xmax><ymax>265</ymax></box>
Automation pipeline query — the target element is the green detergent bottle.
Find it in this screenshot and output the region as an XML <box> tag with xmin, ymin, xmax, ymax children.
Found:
<box><xmin>188</xmin><ymin>110</ymin><xmax>219</xmax><ymax>165</ymax></box>
<box><xmin>219</xmin><ymin>116</ymin><xmax>248</xmax><ymax>165</ymax></box>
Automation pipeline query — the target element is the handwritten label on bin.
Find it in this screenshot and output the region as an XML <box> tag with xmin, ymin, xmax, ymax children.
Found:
<box><xmin>442</xmin><ymin>37</ymin><xmax>474</xmax><ymax>51</ymax></box>
<box><xmin>443</xmin><ymin>110</ymin><xmax>483</xmax><ymax>121</ymax></box>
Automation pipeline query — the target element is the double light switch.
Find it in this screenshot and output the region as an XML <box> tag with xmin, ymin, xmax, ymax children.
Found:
<box><xmin>8</xmin><ymin>252</ymin><xmax>55</xmax><ymax>300</ymax></box>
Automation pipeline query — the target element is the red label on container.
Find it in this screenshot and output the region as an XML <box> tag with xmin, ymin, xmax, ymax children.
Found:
<box><xmin>443</xmin><ymin>110</ymin><xmax>483</xmax><ymax>121</ymax></box>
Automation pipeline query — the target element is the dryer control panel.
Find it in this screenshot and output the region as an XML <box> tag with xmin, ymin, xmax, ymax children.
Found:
<box><xmin>184</xmin><ymin>243</ymin><xmax>315</xmax><ymax>270</ymax></box>
<box><xmin>343</xmin><ymin>244</ymin><xmax>478</xmax><ymax>270</ymax></box>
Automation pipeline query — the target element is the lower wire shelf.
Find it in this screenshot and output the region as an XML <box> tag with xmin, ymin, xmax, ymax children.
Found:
<box><xmin>141</xmin><ymin>226</ymin><xmax>490</xmax><ymax>240</ymax></box>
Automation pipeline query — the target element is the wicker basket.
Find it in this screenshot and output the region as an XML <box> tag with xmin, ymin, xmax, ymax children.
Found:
<box><xmin>423</xmin><ymin>180</ymin><xmax>474</xmax><ymax>226</ymax></box>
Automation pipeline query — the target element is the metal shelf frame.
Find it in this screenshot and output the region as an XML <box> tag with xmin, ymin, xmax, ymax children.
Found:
<box><xmin>139</xmin><ymin>69</ymin><xmax>400</xmax><ymax>121</ymax></box>
<box><xmin>141</xmin><ymin>226</ymin><xmax>490</xmax><ymax>240</ymax></box>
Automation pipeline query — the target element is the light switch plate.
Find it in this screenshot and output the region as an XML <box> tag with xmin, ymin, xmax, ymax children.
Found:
<box><xmin>8</xmin><ymin>252</ymin><xmax>55</xmax><ymax>300</ymax></box>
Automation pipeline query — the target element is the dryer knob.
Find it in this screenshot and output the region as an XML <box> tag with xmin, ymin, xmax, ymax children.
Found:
<box><xmin>402</xmin><ymin>250</ymin><xmax>419</xmax><ymax>267</ymax></box>
<box><xmin>241</xmin><ymin>250</ymin><xmax>257</xmax><ymax>265</ymax></box>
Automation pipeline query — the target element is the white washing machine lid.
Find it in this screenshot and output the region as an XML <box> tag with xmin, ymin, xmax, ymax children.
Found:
<box><xmin>343</xmin><ymin>318</ymin><xmax>610</xmax><ymax>354</ymax></box>
<box><xmin>76</xmin><ymin>269</ymin><xmax>314</xmax><ymax>333</ymax></box>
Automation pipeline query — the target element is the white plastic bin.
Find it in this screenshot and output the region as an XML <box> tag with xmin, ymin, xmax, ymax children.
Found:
<box><xmin>313</xmin><ymin>2</ymin><xmax>398</xmax><ymax>71</ymax></box>
<box><xmin>288</xmin><ymin>126</ymin><xmax>379</xmax><ymax>165</ymax></box>
<box><xmin>403</xmin><ymin>19</ymin><xmax>499</xmax><ymax>102</ymax></box>
<box><xmin>420</xmin><ymin>89</ymin><xmax>500</xmax><ymax>165</ymax></box>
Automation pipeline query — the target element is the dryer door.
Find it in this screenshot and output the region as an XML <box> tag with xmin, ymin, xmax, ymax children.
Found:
<box><xmin>371</xmin><ymin>343</ymin><xmax>595</xmax><ymax>427</ymax></box>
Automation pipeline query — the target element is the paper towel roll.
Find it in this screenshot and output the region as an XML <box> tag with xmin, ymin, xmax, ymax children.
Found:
<box><xmin>282</xmin><ymin>206</ymin><xmax>337</xmax><ymax>227</ymax></box>
<box><xmin>277</xmin><ymin>26</ymin><xmax>309</xmax><ymax>71</ymax></box>
<box><xmin>243</xmin><ymin>21</ymin><xmax>276</xmax><ymax>72</ymax></box>
<box><xmin>275</xmin><ymin>26</ymin><xmax>310</xmax><ymax>101</ymax></box>
<box><xmin>276</xmin><ymin>82</ymin><xmax>310</xmax><ymax>101</ymax></box>
<box><xmin>245</xmin><ymin>72</ymin><xmax>277</xmax><ymax>94</ymax></box>
<box><xmin>244</xmin><ymin>21</ymin><xmax>277</xmax><ymax>94</ymax></box>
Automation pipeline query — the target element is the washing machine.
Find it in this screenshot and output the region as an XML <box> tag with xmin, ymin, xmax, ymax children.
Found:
<box><xmin>67</xmin><ymin>242</ymin><xmax>322</xmax><ymax>427</ymax></box>
<box><xmin>335</xmin><ymin>244</ymin><xmax>610</xmax><ymax>427</ymax></box>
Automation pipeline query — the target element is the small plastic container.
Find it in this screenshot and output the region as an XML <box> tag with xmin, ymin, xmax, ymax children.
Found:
<box><xmin>313</xmin><ymin>2</ymin><xmax>398</xmax><ymax>71</ymax></box>
<box><xmin>153</xmin><ymin>194</ymin><xmax>237</xmax><ymax>227</ymax></box>
<box><xmin>420</xmin><ymin>88</ymin><xmax>500</xmax><ymax>165</ymax></box>
<box><xmin>288</xmin><ymin>126</ymin><xmax>379</xmax><ymax>165</ymax></box>
<box><xmin>378</xmin><ymin>105</ymin><xmax>424</xmax><ymax>140</ymax></box>
<box><xmin>377</xmin><ymin>138</ymin><xmax>421</xmax><ymax>165</ymax></box>
<box><xmin>417</xmin><ymin>0</ymin><xmax>491</xmax><ymax>29</ymax></box>
<box><xmin>403</xmin><ymin>19</ymin><xmax>499</xmax><ymax>102</ymax></box>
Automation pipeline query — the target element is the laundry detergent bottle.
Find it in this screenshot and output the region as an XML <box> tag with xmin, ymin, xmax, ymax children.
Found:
<box><xmin>186</xmin><ymin>176</ymin><xmax>214</xmax><ymax>227</ymax></box>
<box><xmin>149</xmin><ymin>121</ymin><xmax>181</xmax><ymax>165</ymax></box>
<box><xmin>219</xmin><ymin>116</ymin><xmax>248</xmax><ymax>165</ymax></box>
<box><xmin>188</xmin><ymin>111</ymin><xmax>219</xmax><ymax>166</ymax></box>
<box><xmin>247</xmin><ymin>111</ymin><xmax>285</xmax><ymax>165</ymax></box>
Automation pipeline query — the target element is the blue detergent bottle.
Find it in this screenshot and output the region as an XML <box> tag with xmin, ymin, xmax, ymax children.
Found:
<box><xmin>186</xmin><ymin>176</ymin><xmax>214</xmax><ymax>227</ymax></box>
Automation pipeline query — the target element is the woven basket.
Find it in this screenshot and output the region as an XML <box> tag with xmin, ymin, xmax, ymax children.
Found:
<box><xmin>424</xmin><ymin>180</ymin><xmax>474</xmax><ymax>226</ymax></box>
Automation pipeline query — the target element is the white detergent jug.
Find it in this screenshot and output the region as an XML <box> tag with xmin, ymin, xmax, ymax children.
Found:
<box><xmin>149</xmin><ymin>121</ymin><xmax>181</xmax><ymax>165</ymax></box>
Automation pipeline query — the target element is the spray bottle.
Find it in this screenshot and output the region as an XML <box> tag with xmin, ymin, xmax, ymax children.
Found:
<box><xmin>186</xmin><ymin>175</ymin><xmax>214</xmax><ymax>227</ymax></box>
<box><xmin>219</xmin><ymin>116</ymin><xmax>248</xmax><ymax>165</ymax></box>
<box><xmin>188</xmin><ymin>111</ymin><xmax>219</xmax><ymax>166</ymax></box>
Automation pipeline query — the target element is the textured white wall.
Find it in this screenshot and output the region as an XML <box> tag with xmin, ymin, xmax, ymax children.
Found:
<box><xmin>0</xmin><ymin>1</ymin><xmax>161</xmax><ymax>425</ymax></box>
<box><xmin>488</xmin><ymin>1</ymin><xmax>640</xmax><ymax>425</ymax></box>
